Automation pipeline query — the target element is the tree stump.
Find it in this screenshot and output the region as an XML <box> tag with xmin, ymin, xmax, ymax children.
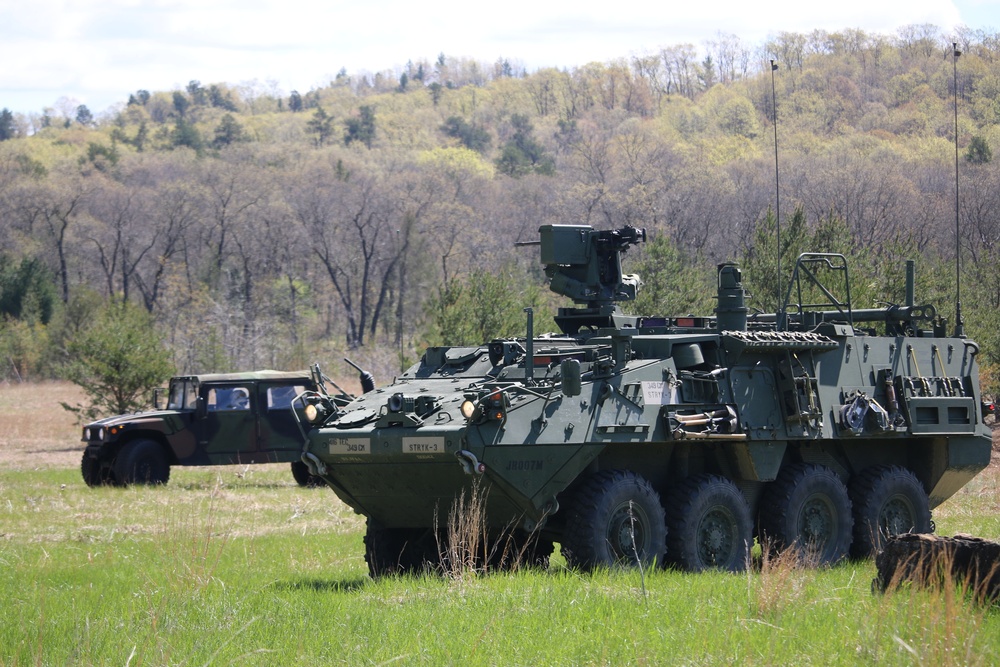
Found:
<box><xmin>874</xmin><ymin>533</ymin><xmax>1000</xmax><ymax>604</ymax></box>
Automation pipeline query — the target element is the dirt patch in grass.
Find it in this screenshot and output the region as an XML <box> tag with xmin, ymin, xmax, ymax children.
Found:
<box><xmin>0</xmin><ymin>381</ymin><xmax>86</xmax><ymax>470</ymax></box>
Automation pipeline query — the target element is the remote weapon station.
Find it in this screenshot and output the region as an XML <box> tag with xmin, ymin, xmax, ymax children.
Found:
<box><xmin>300</xmin><ymin>225</ymin><xmax>993</xmax><ymax>576</ymax></box>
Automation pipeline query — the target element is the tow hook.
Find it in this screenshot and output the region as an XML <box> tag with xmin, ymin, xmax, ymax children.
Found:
<box><xmin>457</xmin><ymin>450</ymin><xmax>485</xmax><ymax>475</ymax></box>
<box><xmin>302</xmin><ymin>452</ymin><xmax>327</xmax><ymax>476</ymax></box>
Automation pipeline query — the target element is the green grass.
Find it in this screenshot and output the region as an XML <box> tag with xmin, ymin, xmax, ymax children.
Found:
<box><xmin>2</xmin><ymin>463</ymin><xmax>999</xmax><ymax>666</ymax></box>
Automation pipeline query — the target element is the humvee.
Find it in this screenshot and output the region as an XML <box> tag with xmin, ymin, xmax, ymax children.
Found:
<box><xmin>80</xmin><ymin>369</ymin><xmax>340</xmax><ymax>487</ymax></box>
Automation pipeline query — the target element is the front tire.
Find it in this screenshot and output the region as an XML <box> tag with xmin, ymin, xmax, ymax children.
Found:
<box><xmin>113</xmin><ymin>439</ymin><xmax>171</xmax><ymax>486</ymax></box>
<box><xmin>758</xmin><ymin>464</ymin><xmax>853</xmax><ymax>565</ymax></box>
<box><xmin>664</xmin><ymin>475</ymin><xmax>753</xmax><ymax>572</ymax></box>
<box><xmin>290</xmin><ymin>460</ymin><xmax>324</xmax><ymax>487</ymax></box>
<box><xmin>364</xmin><ymin>521</ymin><xmax>438</xmax><ymax>578</ymax></box>
<box><xmin>81</xmin><ymin>453</ymin><xmax>115</xmax><ymax>487</ymax></box>
<box><xmin>561</xmin><ymin>470</ymin><xmax>666</xmax><ymax>570</ymax></box>
<box><xmin>849</xmin><ymin>465</ymin><xmax>931</xmax><ymax>559</ymax></box>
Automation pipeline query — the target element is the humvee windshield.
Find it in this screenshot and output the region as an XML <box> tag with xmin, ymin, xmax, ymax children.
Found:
<box><xmin>167</xmin><ymin>379</ymin><xmax>199</xmax><ymax>410</ymax></box>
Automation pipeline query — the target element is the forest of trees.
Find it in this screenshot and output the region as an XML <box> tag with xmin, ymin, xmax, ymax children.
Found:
<box><xmin>2</xmin><ymin>24</ymin><xmax>1000</xmax><ymax>395</ymax></box>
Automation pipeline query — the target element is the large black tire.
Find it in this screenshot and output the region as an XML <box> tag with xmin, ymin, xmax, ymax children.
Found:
<box><xmin>290</xmin><ymin>460</ymin><xmax>324</xmax><ymax>487</ymax></box>
<box><xmin>561</xmin><ymin>470</ymin><xmax>666</xmax><ymax>571</ymax></box>
<box><xmin>81</xmin><ymin>453</ymin><xmax>115</xmax><ymax>487</ymax></box>
<box><xmin>364</xmin><ymin>521</ymin><xmax>439</xmax><ymax>578</ymax></box>
<box><xmin>490</xmin><ymin>530</ymin><xmax>554</xmax><ymax>571</ymax></box>
<box><xmin>758</xmin><ymin>463</ymin><xmax>853</xmax><ymax>565</ymax></box>
<box><xmin>849</xmin><ymin>465</ymin><xmax>931</xmax><ymax>559</ymax></box>
<box><xmin>664</xmin><ymin>474</ymin><xmax>753</xmax><ymax>572</ymax></box>
<box><xmin>113</xmin><ymin>439</ymin><xmax>171</xmax><ymax>486</ymax></box>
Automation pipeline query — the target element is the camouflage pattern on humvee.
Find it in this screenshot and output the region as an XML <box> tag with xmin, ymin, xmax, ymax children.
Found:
<box><xmin>80</xmin><ymin>370</ymin><xmax>326</xmax><ymax>486</ymax></box>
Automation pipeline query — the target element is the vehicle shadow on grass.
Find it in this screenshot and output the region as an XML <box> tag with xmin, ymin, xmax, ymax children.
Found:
<box><xmin>271</xmin><ymin>576</ymin><xmax>370</xmax><ymax>593</ymax></box>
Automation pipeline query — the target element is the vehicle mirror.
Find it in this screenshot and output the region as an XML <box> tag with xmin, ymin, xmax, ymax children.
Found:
<box><xmin>560</xmin><ymin>358</ymin><xmax>582</xmax><ymax>397</ymax></box>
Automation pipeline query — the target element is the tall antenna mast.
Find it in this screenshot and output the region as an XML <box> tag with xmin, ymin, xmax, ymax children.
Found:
<box><xmin>952</xmin><ymin>43</ymin><xmax>964</xmax><ymax>337</ymax></box>
<box><xmin>771</xmin><ymin>59</ymin><xmax>784</xmax><ymax>330</ymax></box>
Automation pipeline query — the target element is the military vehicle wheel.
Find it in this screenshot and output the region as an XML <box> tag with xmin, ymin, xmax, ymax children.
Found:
<box><xmin>364</xmin><ymin>521</ymin><xmax>439</xmax><ymax>578</ymax></box>
<box><xmin>490</xmin><ymin>531</ymin><xmax>554</xmax><ymax>571</ymax></box>
<box><xmin>664</xmin><ymin>475</ymin><xmax>752</xmax><ymax>572</ymax></box>
<box><xmin>113</xmin><ymin>439</ymin><xmax>171</xmax><ymax>486</ymax></box>
<box><xmin>758</xmin><ymin>464</ymin><xmax>852</xmax><ymax>565</ymax></box>
<box><xmin>849</xmin><ymin>465</ymin><xmax>931</xmax><ymax>559</ymax></box>
<box><xmin>561</xmin><ymin>470</ymin><xmax>666</xmax><ymax>570</ymax></box>
<box><xmin>290</xmin><ymin>461</ymin><xmax>324</xmax><ymax>487</ymax></box>
<box><xmin>81</xmin><ymin>453</ymin><xmax>115</xmax><ymax>487</ymax></box>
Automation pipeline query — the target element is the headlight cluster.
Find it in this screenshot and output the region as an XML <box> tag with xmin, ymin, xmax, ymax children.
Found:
<box><xmin>83</xmin><ymin>426</ymin><xmax>108</xmax><ymax>441</ymax></box>
<box><xmin>460</xmin><ymin>391</ymin><xmax>507</xmax><ymax>423</ymax></box>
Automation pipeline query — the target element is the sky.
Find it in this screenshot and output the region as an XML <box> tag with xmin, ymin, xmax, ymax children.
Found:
<box><xmin>2</xmin><ymin>0</ymin><xmax>999</xmax><ymax>117</ymax></box>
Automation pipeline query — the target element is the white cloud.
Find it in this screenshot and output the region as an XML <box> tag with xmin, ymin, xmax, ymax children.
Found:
<box><xmin>0</xmin><ymin>0</ymin><xmax>980</xmax><ymax>115</ymax></box>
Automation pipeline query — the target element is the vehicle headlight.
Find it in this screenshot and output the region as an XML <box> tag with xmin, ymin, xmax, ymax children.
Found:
<box><xmin>83</xmin><ymin>427</ymin><xmax>91</xmax><ymax>440</ymax></box>
<box><xmin>305</xmin><ymin>404</ymin><xmax>319</xmax><ymax>423</ymax></box>
<box><xmin>460</xmin><ymin>400</ymin><xmax>476</xmax><ymax>420</ymax></box>
<box><xmin>97</xmin><ymin>427</ymin><xmax>106</xmax><ymax>440</ymax></box>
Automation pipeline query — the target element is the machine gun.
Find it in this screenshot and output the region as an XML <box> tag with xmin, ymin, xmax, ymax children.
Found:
<box><xmin>518</xmin><ymin>224</ymin><xmax>647</xmax><ymax>335</ymax></box>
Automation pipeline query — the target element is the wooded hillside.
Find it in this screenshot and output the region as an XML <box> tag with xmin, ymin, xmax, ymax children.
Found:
<box><xmin>2</xmin><ymin>25</ymin><xmax>1000</xmax><ymax>393</ymax></box>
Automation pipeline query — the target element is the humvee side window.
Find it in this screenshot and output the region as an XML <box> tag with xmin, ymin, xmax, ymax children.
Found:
<box><xmin>267</xmin><ymin>385</ymin><xmax>306</xmax><ymax>410</ymax></box>
<box><xmin>207</xmin><ymin>386</ymin><xmax>252</xmax><ymax>411</ymax></box>
<box><xmin>168</xmin><ymin>380</ymin><xmax>199</xmax><ymax>410</ymax></box>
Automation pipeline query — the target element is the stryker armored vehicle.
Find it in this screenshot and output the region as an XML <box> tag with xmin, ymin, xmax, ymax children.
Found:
<box><xmin>299</xmin><ymin>225</ymin><xmax>993</xmax><ymax>576</ymax></box>
<box><xmin>80</xmin><ymin>369</ymin><xmax>356</xmax><ymax>487</ymax></box>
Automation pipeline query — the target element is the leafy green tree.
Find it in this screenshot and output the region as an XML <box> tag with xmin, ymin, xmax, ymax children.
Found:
<box><xmin>442</xmin><ymin>116</ymin><xmax>491</xmax><ymax>153</ymax></box>
<box><xmin>426</xmin><ymin>267</ymin><xmax>553</xmax><ymax>346</ymax></box>
<box><xmin>344</xmin><ymin>105</ymin><xmax>376</xmax><ymax>148</ymax></box>
<box><xmin>61</xmin><ymin>301</ymin><xmax>174</xmax><ymax>421</ymax></box>
<box><xmin>0</xmin><ymin>256</ymin><xmax>57</xmax><ymax>325</ymax></box>
<box><xmin>186</xmin><ymin>80</ymin><xmax>208</xmax><ymax>106</ymax></box>
<box><xmin>212</xmin><ymin>113</ymin><xmax>249</xmax><ymax>148</ymax></box>
<box><xmin>966</xmin><ymin>136</ymin><xmax>992</xmax><ymax>164</ymax></box>
<box><xmin>740</xmin><ymin>207</ymin><xmax>810</xmax><ymax>314</ymax></box>
<box><xmin>306</xmin><ymin>106</ymin><xmax>335</xmax><ymax>146</ymax></box>
<box><xmin>0</xmin><ymin>108</ymin><xmax>15</xmax><ymax>140</ymax></box>
<box><xmin>631</xmin><ymin>235</ymin><xmax>714</xmax><ymax>317</ymax></box>
<box><xmin>495</xmin><ymin>114</ymin><xmax>554</xmax><ymax>177</ymax></box>
<box><xmin>208</xmin><ymin>84</ymin><xmax>238</xmax><ymax>111</ymax></box>
<box><xmin>171</xmin><ymin>117</ymin><xmax>202</xmax><ymax>151</ymax></box>
<box><xmin>289</xmin><ymin>90</ymin><xmax>303</xmax><ymax>112</ymax></box>
<box><xmin>75</xmin><ymin>105</ymin><xmax>94</xmax><ymax>126</ymax></box>
<box><xmin>172</xmin><ymin>91</ymin><xmax>190</xmax><ymax>118</ymax></box>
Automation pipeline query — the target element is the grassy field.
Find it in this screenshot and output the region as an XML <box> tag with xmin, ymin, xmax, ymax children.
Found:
<box><xmin>1</xmin><ymin>382</ymin><xmax>998</xmax><ymax>666</ymax></box>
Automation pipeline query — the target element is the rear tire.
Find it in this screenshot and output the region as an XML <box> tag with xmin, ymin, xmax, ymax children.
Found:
<box><xmin>849</xmin><ymin>465</ymin><xmax>931</xmax><ymax>559</ymax></box>
<box><xmin>290</xmin><ymin>460</ymin><xmax>324</xmax><ymax>487</ymax></box>
<box><xmin>758</xmin><ymin>464</ymin><xmax>852</xmax><ymax>566</ymax></box>
<box><xmin>664</xmin><ymin>474</ymin><xmax>753</xmax><ymax>572</ymax></box>
<box><xmin>561</xmin><ymin>470</ymin><xmax>666</xmax><ymax>571</ymax></box>
<box><xmin>113</xmin><ymin>439</ymin><xmax>170</xmax><ymax>486</ymax></box>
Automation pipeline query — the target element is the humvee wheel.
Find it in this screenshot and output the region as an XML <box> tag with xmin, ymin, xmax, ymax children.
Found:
<box><xmin>849</xmin><ymin>465</ymin><xmax>931</xmax><ymax>559</ymax></box>
<box><xmin>665</xmin><ymin>475</ymin><xmax>752</xmax><ymax>572</ymax></box>
<box><xmin>113</xmin><ymin>439</ymin><xmax>171</xmax><ymax>486</ymax></box>
<box><xmin>561</xmin><ymin>470</ymin><xmax>666</xmax><ymax>570</ymax></box>
<box><xmin>759</xmin><ymin>464</ymin><xmax>852</xmax><ymax>565</ymax></box>
<box><xmin>81</xmin><ymin>453</ymin><xmax>115</xmax><ymax>487</ymax></box>
<box><xmin>364</xmin><ymin>521</ymin><xmax>438</xmax><ymax>578</ymax></box>
<box><xmin>290</xmin><ymin>461</ymin><xmax>324</xmax><ymax>487</ymax></box>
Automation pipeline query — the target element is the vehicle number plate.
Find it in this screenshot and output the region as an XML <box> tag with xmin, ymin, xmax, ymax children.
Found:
<box><xmin>402</xmin><ymin>437</ymin><xmax>444</xmax><ymax>454</ymax></box>
<box><xmin>328</xmin><ymin>438</ymin><xmax>370</xmax><ymax>455</ymax></box>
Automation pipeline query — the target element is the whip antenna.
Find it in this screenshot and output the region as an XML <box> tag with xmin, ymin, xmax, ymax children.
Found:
<box><xmin>952</xmin><ymin>43</ymin><xmax>964</xmax><ymax>337</ymax></box>
<box><xmin>770</xmin><ymin>59</ymin><xmax>784</xmax><ymax>330</ymax></box>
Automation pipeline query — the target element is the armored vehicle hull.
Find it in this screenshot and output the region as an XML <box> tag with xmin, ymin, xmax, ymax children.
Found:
<box><xmin>303</xmin><ymin>226</ymin><xmax>992</xmax><ymax>575</ymax></box>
